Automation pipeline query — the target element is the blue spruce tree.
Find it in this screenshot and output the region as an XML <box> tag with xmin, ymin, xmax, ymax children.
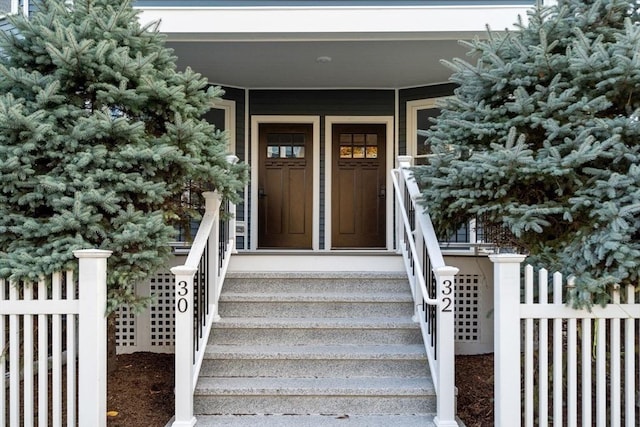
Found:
<box><xmin>0</xmin><ymin>0</ymin><xmax>247</xmax><ymax>310</ymax></box>
<box><xmin>413</xmin><ymin>0</ymin><xmax>640</xmax><ymax>307</ymax></box>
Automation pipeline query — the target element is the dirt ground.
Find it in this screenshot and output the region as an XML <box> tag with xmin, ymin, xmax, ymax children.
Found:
<box><xmin>106</xmin><ymin>352</ymin><xmax>494</xmax><ymax>427</ymax></box>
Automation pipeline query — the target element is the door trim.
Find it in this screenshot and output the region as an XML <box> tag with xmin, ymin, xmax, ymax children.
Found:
<box><xmin>324</xmin><ymin>116</ymin><xmax>394</xmax><ymax>251</ymax></box>
<box><xmin>250</xmin><ymin>115</ymin><xmax>320</xmax><ymax>251</ymax></box>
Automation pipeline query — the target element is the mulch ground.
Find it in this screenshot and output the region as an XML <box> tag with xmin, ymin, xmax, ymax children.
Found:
<box><xmin>106</xmin><ymin>352</ymin><xmax>494</xmax><ymax>427</ymax></box>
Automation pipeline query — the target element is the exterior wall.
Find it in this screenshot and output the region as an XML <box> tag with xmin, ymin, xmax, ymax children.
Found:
<box><xmin>248</xmin><ymin>89</ymin><xmax>395</xmax><ymax>249</ymax></box>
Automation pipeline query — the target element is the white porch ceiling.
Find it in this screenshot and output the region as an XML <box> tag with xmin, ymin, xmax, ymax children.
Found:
<box><xmin>166</xmin><ymin>37</ymin><xmax>470</xmax><ymax>89</ymax></box>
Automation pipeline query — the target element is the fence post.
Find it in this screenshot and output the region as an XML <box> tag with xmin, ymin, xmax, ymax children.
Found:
<box><xmin>490</xmin><ymin>253</ymin><xmax>526</xmax><ymax>427</ymax></box>
<box><xmin>434</xmin><ymin>265</ymin><xmax>459</xmax><ymax>427</ymax></box>
<box><xmin>74</xmin><ymin>249</ymin><xmax>112</xmax><ymax>427</ymax></box>
<box><xmin>171</xmin><ymin>265</ymin><xmax>198</xmax><ymax>427</ymax></box>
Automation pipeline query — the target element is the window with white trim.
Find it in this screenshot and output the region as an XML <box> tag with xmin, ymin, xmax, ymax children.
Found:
<box><xmin>406</xmin><ymin>97</ymin><xmax>480</xmax><ymax>248</ymax></box>
<box><xmin>406</xmin><ymin>97</ymin><xmax>448</xmax><ymax>166</ymax></box>
<box><xmin>0</xmin><ymin>0</ymin><xmax>19</xmax><ymax>16</ymax></box>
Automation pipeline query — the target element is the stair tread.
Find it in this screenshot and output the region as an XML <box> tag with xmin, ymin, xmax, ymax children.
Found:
<box><xmin>226</xmin><ymin>271</ymin><xmax>409</xmax><ymax>279</ymax></box>
<box><xmin>205</xmin><ymin>344</ymin><xmax>427</xmax><ymax>359</ymax></box>
<box><xmin>220</xmin><ymin>292</ymin><xmax>413</xmax><ymax>302</ymax></box>
<box><xmin>194</xmin><ymin>414</ymin><xmax>436</xmax><ymax>427</ymax></box>
<box><xmin>213</xmin><ymin>317</ymin><xmax>417</xmax><ymax>328</ymax></box>
<box><xmin>196</xmin><ymin>377</ymin><xmax>435</xmax><ymax>395</ymax></box>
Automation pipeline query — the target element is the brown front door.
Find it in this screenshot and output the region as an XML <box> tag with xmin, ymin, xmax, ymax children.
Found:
<box><xmin>258</xmin><ymin>123</ymin><xmax>313</xmax><ymax>249</ymax></box>
<box><xmin>332</xmin><ymin>124</ymin><xmax>386</xmax><ymax>248</ymax></box>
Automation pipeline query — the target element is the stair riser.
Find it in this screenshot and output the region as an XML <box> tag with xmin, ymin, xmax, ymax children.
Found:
<box><xmin>224</xmin><ymin>278</ymin><xmax>410</xmax><ymax>294</ymax></box>
<box><xmin>218</xmin><ymin>301</ymin><xmax>415</xmax><ymax>318</ymax></box>
<box><xmin>194</xmin><ymin>395</ymin><xmax>436</xmax><ymax>415</ymax></box>
<box><xmin>209</xmin><ymin>328</ymin><xmax>423</xmax><ymax>346</ymax></box>
<box><xmin>200</xmin><ymin>359</ymin><xmax>428</xmax><ymax>378</ymax></box>
<box><xmin>194</xmin><ymin>415</ymin><xmax>437</xmax><ymax>427</ymax></box>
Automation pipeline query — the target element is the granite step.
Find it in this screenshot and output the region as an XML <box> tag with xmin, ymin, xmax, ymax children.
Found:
<box><xmin>200</xmin><ymin>344</ymin><xmax>428</xmax><ymax>378</ymax></box>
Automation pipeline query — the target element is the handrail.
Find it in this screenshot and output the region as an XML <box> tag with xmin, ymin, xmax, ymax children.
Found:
<box><xmin>392</xmin><ymin>155</ymin><xmax>458</xmax><ymax>427</ymax></box>
<box><xmin>171</xmin><ymin>190</ymin><xmax>235</xmax><ymax>427</ymax></box>
<box><xmin>391</xmin><ymin>168</ymin><xmax>437</xmax><ymax>306</ymax></box>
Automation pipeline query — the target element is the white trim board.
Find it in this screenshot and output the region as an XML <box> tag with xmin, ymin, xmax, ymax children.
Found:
<box><xmin>249</xmin><ymin>115</ymin><xmax>321</xmax><ymax>251</ymax></box>
<box><xmin>324</xmin><ymin>115</ymin><xmax>395</xmax><ymax>251</ymax></box>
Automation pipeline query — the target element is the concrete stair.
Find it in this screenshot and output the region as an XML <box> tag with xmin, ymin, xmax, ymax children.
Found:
<box><xmin>195</xmin><ymin>271</ymin><xmax>438</xmax><ymax>426</ymax></box>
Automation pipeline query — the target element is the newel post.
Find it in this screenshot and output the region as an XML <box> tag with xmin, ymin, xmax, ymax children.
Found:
<box><xmin>171</xmin><ymin>265</ymin><xmax>197</xmax><ymax>427</ymax></box>
<box><xmin>74</xmin><ymin>249</ymin><xmax>112</xmax><ymax>427</ymax></box>
<box><xmin>490</xmin><ymin>253</ymin><xmax>526</xmax><ymax>427</ymax></box>
<box><xmin>226</xmin><ymin>155</ymin><xmax>239</xmax><ymax>254</ymax></box>
<box><xmin>434</xmin><ymin>265</ymin><xmax>459</xmax><ymax>427</ymax></box>
<box><xmin>395</xmin><ymin>156</ymin><xmax>413</xmax><ymax>254</ymax></box>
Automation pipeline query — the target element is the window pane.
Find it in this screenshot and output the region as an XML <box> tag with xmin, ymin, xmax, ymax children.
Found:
<box><xmin>0</xmin><ymin>0</ymin><xmax>11</xmax><ymax>14</ymax></box>
<box><xmin>366</xmin><ymin>134</ymin><xmax>377</xmax><ymax>146</ymax></box>
<box><xmin>353</xmin><ymin>134</ymin><xmax>365</xmax><ymax>145</ymax></box>
<box><xmin>293</xmin><ymin>146</ymin><xmax>305</xmax><ymax>158</ymax></box>
<box><xmin>416</xmin><ymin>107</ymin><xmax>440</xmax><ymax>156</ymax></box>
<box><xmin>280</xmin><ymin>146</ymin><xmax>293</xmax><ymax>158</ymax></box>
<box><xmin>339</xmin><ymin>133</ymin><xmax>352</xmax><ymax>144</ymax></box>
<box><xmin>267</xmin><ymin>146</ymin><xmax>279</xmax><ymax>158</ymax></box>
<box><xmin>340</xmin><ymin>146</ymin><xmax>352</xmax><ymax>158</ymax></box>
<box><xmin>353</xmin><ymin>146</ymin><xmax>364</xmax><ymax>158</ymax></box>
<box><xmin>366</xmin><ymin>146</ymin><xmax>377</xmax><ymax>158</ymax></box>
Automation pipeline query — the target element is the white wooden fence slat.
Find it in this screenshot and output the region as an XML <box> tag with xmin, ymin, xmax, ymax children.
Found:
<box><xmin>610</xmin><ymin>287</ymin><xmax>621</xmax><ymax>427</ymax></box>
<box><xmin>524</xmin><ymin>265</ymin><xmax>534</xmax><ymax>427</ymax></box>
<box><xmin>567</xmin><ymin>316</ymin><xmax>577</xmax><ymax>427</ymax></box>
<box><xmin>624</xmin><ymin>285</ymin><xmax>635</xmax><ymax>427</ymax></box>
<box><xmin>23</xmin><ymin>284</ymin><xmax>34</xmax><ymax>427</ymax></box>
<box><xmin>581</xmin><ymin>318</ymin><xmax>592</xmax><ymax>426</ymax></box>
<box><xmin>538</xmin><ymin>268</ymin><xmax>549</xmax><ymax>427</ymax></box>
<box><xmin>552</xmin><ymin>272</ymin><xmax>563</xmax><ymax>427</ymax></box>
<box><xmin>596</xmin><ymin>318</ymin><xmax>606</xmax><ymax>427</ymax></box>
<box><xmin>52</xmin><ymin>273</ymin><xmax>62</xmax><ymax>427</ymax></box>
<box><xmin>66</xmin><ymin>270</ymin><xmax>77</xmax><ymax>427</ymax></box>
<box><xmin>9</xmin><ymin>283</ymin><xmax>20</xmax><ymax>427</ymax></box>
<box><xmin>37</xmin><ymin>279</ymin><xmax>48</xmax><ymax>427</ymax></box>
<box><xmin>0</xmin><ymin>280</ymin><xmax>5</xmax><ymax>427</ymax></box>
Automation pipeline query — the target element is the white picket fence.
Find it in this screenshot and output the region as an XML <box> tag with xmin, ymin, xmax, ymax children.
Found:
<box><xmin>1</xmin><ymin>249</ymin><xmax>111</xmax><ymax>427</ymax></box>
<box><xmin>492</xmin><ymin>254</ymin><xmax>640</xmax><ymax>427</ymax></box>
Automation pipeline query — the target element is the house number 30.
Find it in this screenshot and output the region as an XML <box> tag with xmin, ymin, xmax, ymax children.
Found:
<box><xmin>177</xmin><ymin>280</ymin><xmax>189</xmax><ymax>313</ymax></box>
<box><xmin>441</xmin><ymin>279</ymin><xmax>453</xmax><ymax>313</ymax></box>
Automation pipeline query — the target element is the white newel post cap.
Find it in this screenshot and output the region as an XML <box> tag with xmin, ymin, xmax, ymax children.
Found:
<box><xmin>73</xmin><ymin>249</ymin><xmax>113</xmax><ymax>259</ymax></box>
<box><xmin>397</xmin><ymin>155</ymin><xmax>413</xmax><ymax>168</ymax></box>
<box><xmin>488</xmin><ymin>253</ymin><xmax>527</xmax><ymax>264</ymax></box>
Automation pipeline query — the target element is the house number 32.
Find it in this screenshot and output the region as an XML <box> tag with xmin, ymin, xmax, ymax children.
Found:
<box><xmin>177</xmin><ymin>280</ymin><xmax>189</xmax><ymax>313</ymax></box>
<box><xmin>441</xmin><ymin>279</ymin><xmax>453</xmax><ymax>313</ymax></box>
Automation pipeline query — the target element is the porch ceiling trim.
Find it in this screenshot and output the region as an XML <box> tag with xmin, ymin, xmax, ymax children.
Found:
<box><xmin>135</xmin><ymin>5</ymin><xmax>530</xmax><ymax>39</ymax></box>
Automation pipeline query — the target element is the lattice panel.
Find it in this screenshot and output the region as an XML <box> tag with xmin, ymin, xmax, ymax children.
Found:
<box><xmin>116</xmin><ymin>304</ymin><xmax>137</xmax><ymax>347</ymax></box>
<box><xmin>455</xmin><ymin>274</ymin><xmax>480</xmax><ymax>342</ymax></box>
<box><xmin>150</xmin><ymin>272</ymin><xmax>175</xmax><ymax>347</ymax></box>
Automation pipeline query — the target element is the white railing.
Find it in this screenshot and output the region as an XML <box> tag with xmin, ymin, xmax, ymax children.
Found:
<box><xmin>171</xmin><ymin>191</ymin><xmax>235</xmax><ymax>427</ymax></box>
<box><xmin>391</xmin><ymin>155</ymin><xmax>459</xmax><ymax>427</ymax></box>
<box><xmin>1</xmin><ymin>249</ymin><xmax>111</xmax><ymax>427</ymax></box>
<box><xmin>491</xmin><ymin>254</ymin><xmax>640</xmax><ymax>427</ymax></box>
